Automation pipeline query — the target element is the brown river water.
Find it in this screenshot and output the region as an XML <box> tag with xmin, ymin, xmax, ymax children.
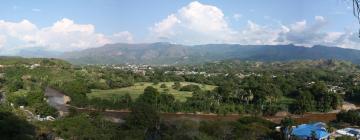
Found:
<box><xmin>75</xmin><ymin>108</ymin><xmax>338</xmax><ymax>124</ymax></box>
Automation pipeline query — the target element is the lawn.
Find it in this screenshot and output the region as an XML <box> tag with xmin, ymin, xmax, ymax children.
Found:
<box><xmin>87</xmin><ymin>82</ymin><xmax>216</xmax><ymax>102</ymax></box>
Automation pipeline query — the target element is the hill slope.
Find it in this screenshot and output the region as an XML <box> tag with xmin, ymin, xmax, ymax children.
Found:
<box><xmin>61</xmin><ymin>43</ymin><xmax>360</xmax><ymax>64</ymax></box>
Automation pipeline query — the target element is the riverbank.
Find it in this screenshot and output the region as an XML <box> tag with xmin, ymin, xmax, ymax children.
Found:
<box><xmin>45</xmin><ymin>87</ymin><xmax>358</xmax><ymax>124</ymax></box>
<box><xmin>74</xmin><ymin>107</ymin><xmax>339</xmax><ymax>124</ymax></box>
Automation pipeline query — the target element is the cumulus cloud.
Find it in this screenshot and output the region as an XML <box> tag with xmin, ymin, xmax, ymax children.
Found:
<box><xmin>0</xmin><ymin>35</ymin><xmax>6</xmax><ymax>48</ymax></box>
<box><xmin>149</xmin><ymin>1</ymin><xmax>360</xmax><ymax>49</ymax></box>
<box><xmin>275</xmin><ymin>16</ymin><xmax>358</xmax><ymax>48</ymax></box>
<box><xmin>0</xmin><ymin>18</ymin><xmax>133</xmax><ymax>53</ymax></box>
<box><xmin>149</xmin><ymin>1</ymin><xmax>236</xmax><ymax>44</ymax></box>
<box><xmin>235</xmin><ymin>21</ymin><xmax>285</xmax><ymax>45</ymax></box>
<box><xmin>233</xmin><ymin>14</ymin><xmax>243</xmax><ymax>21</ymax></box>
<box><xmin>149</xmin><ymin>1</ymin><xmax>285</xmax><ymax>45</ymax></box>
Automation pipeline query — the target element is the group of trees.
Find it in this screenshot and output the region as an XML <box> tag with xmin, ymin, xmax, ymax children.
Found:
<box><xmin>0</xmin><ymin>111</ymin><xmax>35</xmax><ymax>140</ymax></box>
<box><xmin>336</xmin><ymin>110</ymin><xmax>360</xmax><ymax>126</ymax></box>
<box><xmin>1</xmin><ymin>58</ymin><xmax>360</xmax><ymax>139</ymax></box>
<box><xmin>50</xmin><ymin>103</ymin><xmax>280</xmax><ymax>140</ymax></box>
<box><xmin>291</xmin><ymin>81</ymin><xmax>342</xmax><ymax>114</ymax></box>
<box><xmin>2</xmin><ymin>58</ymin><xmax>354</xmax><ymax>117</ymax></box>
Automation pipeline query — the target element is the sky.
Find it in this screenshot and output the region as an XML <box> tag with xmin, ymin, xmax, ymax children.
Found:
<box><xmin>0</xmin><ymin>0</ymin><xmax>359</xmax><ymax>54</ymax></box>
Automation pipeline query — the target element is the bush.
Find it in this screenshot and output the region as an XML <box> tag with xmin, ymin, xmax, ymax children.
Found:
<box><xmin>336</xmin><ymin>110</ymin><xmax>360</xmax><ymax>125</ymax></box>
<box><xmin>172</xmin><ymin>82</ymin><xmax>181</xmax><ymax>90</ymax></box>
<box><xmin>179</xmin><ymin>84</ymin><xmax>201</xmax><ymax>92</ymax></box>
<box><xmin>0</xmin><ymin>112</ymin><xmax>35</xmax><ymax>139</ymax></box>
<box><xmin>335</xmin><ymin>136</ymin><xmax>356</xmax><ymax>140</ymax></box>
<box><xmin>160</xmin><ymin>84</ymin><xmax>167</xmax><ymax>88</ymax></box>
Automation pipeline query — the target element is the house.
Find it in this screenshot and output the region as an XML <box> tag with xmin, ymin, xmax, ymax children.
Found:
<box><xmin>335</xmin><ymin>128</ymin><xmax>360</xmax><ymax>139</ymax></box>
<box><xmin>36</xmin><ymin>115</ymin><xmax>55</xmax><ymax>121</ymax></box>
<box><xmin>30</xmin><ymin>63</ymin><xmax>40</xmax><ymax>69</ymax></box>
<box><xmin>291</xmin><ymin>122</ymin><xmax>330</xmax><ymax>140</ymax></box>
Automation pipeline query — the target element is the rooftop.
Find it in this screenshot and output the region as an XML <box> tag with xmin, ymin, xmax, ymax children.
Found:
<box><xmin>291</xmin><ymin>122</ymin><xmax>330</xmax><ymax>139</ymax></box>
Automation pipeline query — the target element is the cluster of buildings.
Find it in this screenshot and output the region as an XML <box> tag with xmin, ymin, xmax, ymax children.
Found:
<box><xmin>283</xmin><ymin>122</ymin><xmax>360</xmax><ymax>140</ymax></box>
<box><xmin>95</xmin><ymin>64</ymin><xmax>153</xmax><ymax>75</ymax></box>
<box><xmin>164</xmin><ymin>70</ymin><xmax>208</xmax><ymax>76</ymax></box>
<box><xmin>335</xmin><ymin>128</ymin><xmax>360</xmax><ymax>138</ymax></box>
<box><xmin>13</xmin><ymin>104</ymin><xmax>56</xmax><ymax>122</ymax></box>
<box><xmin>35</xmin><ymin>115</ymin><xmax>55</xmax><ymax>121</ymax></box>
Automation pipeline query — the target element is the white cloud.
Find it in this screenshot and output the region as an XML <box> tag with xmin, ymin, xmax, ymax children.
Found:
<box><xmin>148</xmin><ymin>1</ymin><xmax>283</xmax><ymax>45</ymax></box>
<box><xmin>315</xmin><ymin>16</ymin><xmax>325</xmax><ymax>22</ymax></box>
<box><xmin>0</xmin><ymin>19</ymin><xmax>37</xmax><ymax>38</ymax></box>
<box><xmin>0</xmin><ymin>18</ymin><xmax>133</xmax><ymax>53</ymax></box>
<box><xmin>0</xmin><ymin>35</ymin><xmax>6</xmax><ymax>48</ymax></box>
<box><xmin>149</xmin><ymin>2</ymin><xmax>359</xmax><ymax>48</ymax></box>
<box><xmin>149</xmin><ymin>1</ymin><xmax>360</xmax><ymax>49</ymax></box>
<box><xmin>112</xmin><ymin>31</ymin><xmax>134</xmax><ymax>43</ymax></box>
<box><xmin>150</xmin><ymin>14</ymin><xmax>180</xmax><ymax>39</ymax></box>
<box><xmin>233</xmin><ymin>14</ymin><xmax>243</xmax><ymax>21</ymax></box>
<box><xmin>273</xmin><ymin>16</ymin><xmax>360</xmax><ymax>49</ymax></box>
<box><xmin>234</xmin><ymin>21</ymin><xmax>284</xmax><ymax>45</ymax></box>
<box><xmin>276</xmin><ymin>16</ymin><xmax>330</xmax><ymax>46</ymax></box>
<box><xmin>149</xmin><ymin>1</ymin><xmax>235</xmax><ymax>44</ymax></box>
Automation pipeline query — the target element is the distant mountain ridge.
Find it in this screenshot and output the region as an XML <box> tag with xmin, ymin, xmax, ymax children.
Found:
<box><xmin>60</xmin><ymin>43</ymin><xmax>360</xmax><ymax>64</ymax></box>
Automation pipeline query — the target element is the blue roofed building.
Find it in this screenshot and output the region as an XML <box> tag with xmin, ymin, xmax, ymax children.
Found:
<box><xmin>291</xmin><ymin>122</ymin><xmax>330</xmax><ymax>140</ymax></box>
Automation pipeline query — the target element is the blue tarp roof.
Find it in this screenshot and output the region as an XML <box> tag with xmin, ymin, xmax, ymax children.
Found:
<box><xmin>291</xmin><ymin>122</ymin><xmax>330</xmax><ymax>139</ymax></box>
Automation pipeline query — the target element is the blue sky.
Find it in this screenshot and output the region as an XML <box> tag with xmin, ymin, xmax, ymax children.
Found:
<box><xmin>0</xmin><ymin>0</ymin><xmax>359</xmax><ymax>54</ymax></box>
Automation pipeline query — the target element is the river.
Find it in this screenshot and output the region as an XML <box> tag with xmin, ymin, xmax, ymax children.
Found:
<box><xmin>45</xmin><ymin>88</ymin><xmax>352</xmax><ymax>124</ymax></box>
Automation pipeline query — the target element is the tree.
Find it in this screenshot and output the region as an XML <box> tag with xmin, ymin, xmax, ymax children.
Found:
<box><xmin>126</xmin><ymin>102</ymin><xmax>160</xmax><ymax>130</ymax></box>
<box><xmin>179</xmin><ymin>84</ymin><xmax>201</xmax><ymax>92</ymax></box>
<box><xmin>232</xmin><ymin>117</ymin><xmax>277</xmax><ymax>140</ymax></box>
<box><xmin>53</xmin><ymin>114</ymin><xmax>118</xmax><ymax>139</ymax></box>
<box><xmin>137</xmin><ymin>86</ymin><xmax>160</xmax><ymax>106</ymax></box>
<box><xmin>172</xmin><ymin>82</ymin><xmax>181</xmax><ymax>90</ymax></box>
<box><xmin>160</xmin><ymin>84</ymin><xmax>167</xmax><ymax>88</ymax></box>
<box><xmin>0</xmin><ymin>112</ymin><xmax>35</xmax><ymax>140</ymax></box>
<box><xmin>6</xmin><ymin>78</ymin><xmax>23</xmax><ymax>92</ymax></box>
<box><xmin>280</xmin><ymin>117</ymin><xmax>295</xmax><ymax>140</ymax></box>
<box><xmin>336</xmin><ymin>110</ymin><xmax>360</xmax><ymax>125</ymax></box>
<box><xmin>335</xmin><ymin>135</ymin><xmax>356</xmax><ymax>140</ymax></box>
<box><xmin>293</xmin><ymin>90</ymin><xmax>315</xmax><ymax>114</ymax></box>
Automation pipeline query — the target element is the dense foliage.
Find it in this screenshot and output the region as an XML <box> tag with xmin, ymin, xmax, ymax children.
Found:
<box><xmin>0</xmin><ymin>58</ymin><xmax>360</xmax><ymax>139</ymax></box>
<box><xmin>336</xmin><ymin>110</ymin><xmax>360</xmax><ymax>126</ymax></box>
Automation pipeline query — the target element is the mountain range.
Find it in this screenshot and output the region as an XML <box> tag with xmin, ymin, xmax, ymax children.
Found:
<box><xmin>56</xmin><ymin>43</ymin><xmax>360</xmax><ymax>65</ymax></box>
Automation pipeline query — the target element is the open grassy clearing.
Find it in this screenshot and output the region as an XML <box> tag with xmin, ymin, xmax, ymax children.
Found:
<box><xmin>87</xmin><ymin>82</ymin><xmax>217</xmax><ymax>102</ymax></box>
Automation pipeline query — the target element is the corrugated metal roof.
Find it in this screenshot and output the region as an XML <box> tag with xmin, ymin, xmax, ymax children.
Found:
<box><xmin>291</xmin><ymin>122</ymin><xmax>330</xmax><ymax>139</ymax></box>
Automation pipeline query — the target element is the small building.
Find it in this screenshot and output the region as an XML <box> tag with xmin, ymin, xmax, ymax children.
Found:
<box><xmin>336</xmin><ymin>128</ymin><xmax>360</xmax><ymax>139</ymax></box>
<box><xmin>291</xmin><ymin>122</ymin><xmax>330</xmax><ymax>140</ymax></box>
<box><xmin>30</xmin><ymin>63</ymin><xmax>40</xmax><ymax>69</ymax></box>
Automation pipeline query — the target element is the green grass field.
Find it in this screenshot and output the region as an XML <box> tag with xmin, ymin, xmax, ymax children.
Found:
<box><xmin>87</xmin><ymin>82</ymin><xmax>216</xmax><ymax>102</ymax></box>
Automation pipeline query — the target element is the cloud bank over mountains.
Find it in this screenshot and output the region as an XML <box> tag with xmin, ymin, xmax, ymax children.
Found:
<box><xmin>0</xmin><ymin>18</ymin><xmax>133</xmax><ymax>54</ymax></box>
<box><xmin>150</xmin><ymin>1</ymin><xmax>360</xmax><ymax>48</ymax></box>
<box><xmin>0</xmin><ymin>1</ymin><xmax>359</xmax><ymax>54</ymax></box>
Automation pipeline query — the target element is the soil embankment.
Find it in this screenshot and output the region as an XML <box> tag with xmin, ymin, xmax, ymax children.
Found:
<box><xmin>44</xmin><ymin>87</ymin><xmax>71</xmax><ymax>116</ymax></box>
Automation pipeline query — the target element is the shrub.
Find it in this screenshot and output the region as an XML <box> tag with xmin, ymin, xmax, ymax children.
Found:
<box><xmin>179</xmin><ymin>84</ymin><xmax>201</xmax><ymax>92</ymax></box>
<box><xmin>160</xmin><ymin>84</ymin><xmax>167</xmax><ymax>88</ymax></box>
